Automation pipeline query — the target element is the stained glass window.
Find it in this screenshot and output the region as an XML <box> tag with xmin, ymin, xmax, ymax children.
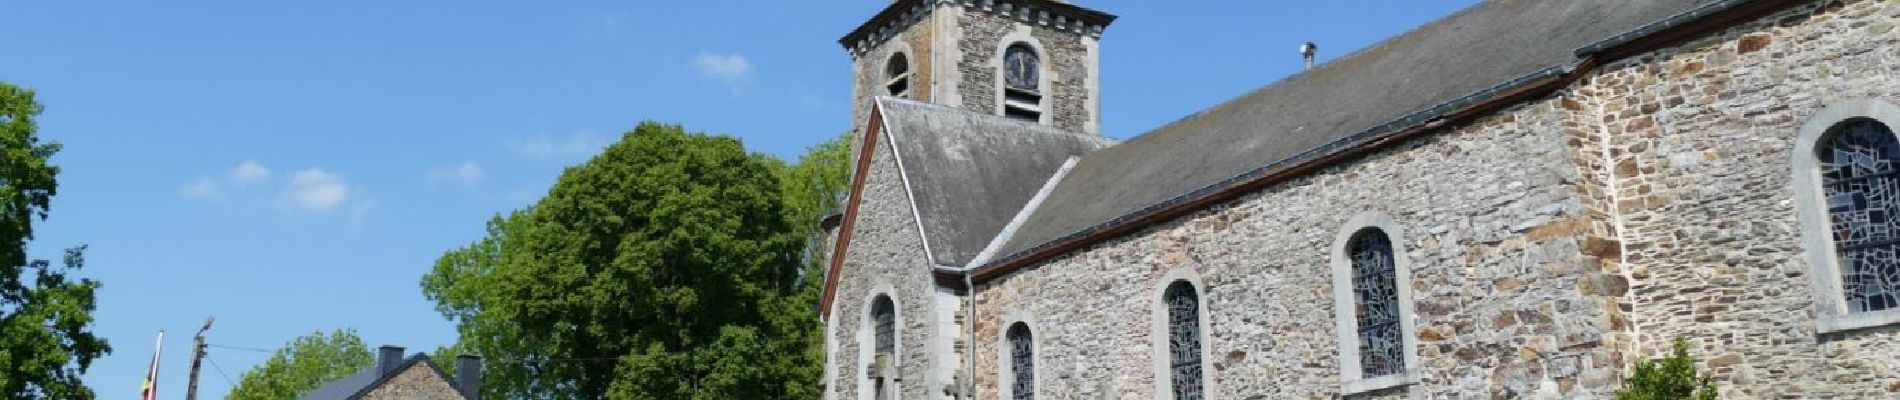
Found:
<box><xmin>1007</xmin><ymin>323</ymin><xmax>1035</xmax><ymax>400</ymax></box>
<box><xmin>1164</xmin><ymin>282</ymin><xmax>1204</xmax><ymax>400</ymax></box>
<box><xmin>1820</xmin><ymin>120</ymin><xmax>1900</xmax><ymax>313</ymax></box>
<box><xmin>1350</xmin><ymin>229</ymin><xmax>1405</xmax><ymax>377</ymax></box>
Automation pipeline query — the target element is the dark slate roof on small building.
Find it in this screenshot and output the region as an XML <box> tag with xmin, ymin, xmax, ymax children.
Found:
<box><xmin>989</xmin><ymin>0</ymin><xmax>1722</xmax><ymax>261</ymax></box>
<box><xmin>302</xmin><ymin>354</ymin><xmax>465</xmax><ymax>400</ymax></box>
<box><xmin>303</xmin><ymin>366</ymin><xmax>381</xmax><ymax>400</ymax></box>
<box><xmin>875</xmin><ymin>97</ymin><xmax>1117</xmax><ymax>266</ymax></box>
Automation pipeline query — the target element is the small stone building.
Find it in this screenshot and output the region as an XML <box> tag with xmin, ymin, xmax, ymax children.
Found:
<box><xmin>821</xmin><ymin>0</ymin><xmax>1900</xmax><ymax>399</ymax></box>
<box><xmin>303</xmin><ymin>346</ymin><xmax>481</xmax><ymax>400</ymax></box>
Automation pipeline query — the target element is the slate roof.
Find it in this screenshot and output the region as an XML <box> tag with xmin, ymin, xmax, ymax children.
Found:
<box><xmin>875</xmin><ymin>97</ymin><xmax>1117</xmax><ymax>266</ymax></box>
<box><xmin>302</xmin><ymin>354</ymin><xmax>466</xmax><ymax>400</ymax></box>
<box><xmin>984</xmin><ymin>0</ymin><xmax>1725</xmax><ymax>262</ymax></box>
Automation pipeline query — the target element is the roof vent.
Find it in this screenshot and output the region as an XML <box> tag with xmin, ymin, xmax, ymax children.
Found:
<box><xmin>455</xmin><ymin>355</ymin><xmax>483</xmax><ymax>400</ymax></box>
<box><xmin>377</xmin><ymin>345</ymin><xmax>405</xmax><ymax>376</ymax></box>
<box><xmin>1300</xmin><ymin>41</ymin><xmax>1318</xmax><ymax>70</ymax></box>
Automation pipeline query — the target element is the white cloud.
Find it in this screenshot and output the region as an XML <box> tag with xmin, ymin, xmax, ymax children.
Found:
<box><xmin>692</xmin><ymin>52</ymin><xmax>754</xmax><ymax>93</ymax></box>
<box><xmin>427</xmin><ymin>161</ymin><xmax>485</xmax><ymax>186</ymax></box>
<box><xmin>229</xmin><ymin>160</ymin><xmax>270</xmax><ymax>183</ymax></box>
<box><xmin>180</xmin><ymin>160</ymin><xmax>274</xmax><ymax>200</ymax></box>
<box><xmin>183</xmin><ymin>161</ymin><xmax>366</xmax><ymax>218</ymax></box>
<box><xmin>180</xmin><ymin>178</ymin><xmax>221</xmax><ymax>199</ymax></box>
<box><xmin>517</xmin><ymin>131</ymin><xmax>610</xmax><ymax>160</ymax></box>
<box><xmin>288</xmin><ymin>168</ymin><xmax>350</xmax><ymax>211</ymax></box>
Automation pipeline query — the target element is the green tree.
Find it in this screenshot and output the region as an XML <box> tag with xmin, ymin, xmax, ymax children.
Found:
<box><xmin>0</xmin><ymin>80</ymin><xmax>110</xmax><ymax>399</ymax></box>
<box><xmin>777</xmin><ymin>132</ymin><xmax>852</xmax><ymax>281</ymax></box>
<box><xmin>226</xmin><ymin>329</ymin><xmax>374</xmax><ymax>400</ymax></box>
<box><xmin>423</xmin><ymin>123</ymin><xmax>844</xmax><ymax>399</ymax></box>
<box><xmin>1616</xmin><ymin>338</ymin><xmax>1718</xmax><ymax>400</ymax></box>
<box><xmin>428</xmin><ymin>340</ymin><xmax>477</xmax><ymax>378</ymax></box>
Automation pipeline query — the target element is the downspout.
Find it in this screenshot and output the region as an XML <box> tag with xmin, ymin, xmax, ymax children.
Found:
<box><xmin>964</xmin><ymin>272</ymin><xmax>977</xmax><ymax>400</ymax></box>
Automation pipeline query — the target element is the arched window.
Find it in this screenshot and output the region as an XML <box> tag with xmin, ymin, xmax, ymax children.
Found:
<box><xmin>1795</xmin><ymin>101</ymin><xmax>1900</xmax><ymax>333</ymax></box>
<box><xmin>869</xmin><ymin>295</ymin><xmax>897</xmax><ymax>399</ymax></box>
<box><xmin>885</xmin><ymin>53</ymin><xmax>911</xmax><ymax>98</ymax></box>
<box><xmin>1819</xmin><ymin>119</ymin><xmax>1900</xmax><ymax>313</ymax></box>
<box><xmin>1000</xmin><ymin>42</ymin><xmax>1043</xmax><ymax>123</ymax></box>
<box><xmin>1328</xmin><ymin>212</ymin><xmax>1417</xmax><ymax>394</ymax></box>
<box><xmin>1348</xmin><ymin>229</ymin><xmax>1405</xmax><ymax>377</ymax></box>
<box><xmin>1163</xmin><ymin>281</ymin><xmax>1204</xmax><ymax>400</ymax></box>
<box><xmin>1006</xmin><ymin>322</ymin><xmax>1035</xmax><ymax>400</ymax></box>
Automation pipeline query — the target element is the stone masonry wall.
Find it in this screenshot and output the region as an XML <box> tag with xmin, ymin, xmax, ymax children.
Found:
<box><xmin>1575</xmin><ymin>0</ymin><xmax>1900</xmax><ymax>397</ymax></box>
<box><xmin>971</xmin><ymin>95</ymin><xmax>1623</xmax><ymax>399</ymax></box>
<box><xmin>969</xmin><ymin>1</ymin><xmax>1900</xmax><ymax>399</ymax></box>
<box><xmin>827</xmin><ymin>133</ymin><xmax>946</xmax><ymax>400</ymax></box>
<box><xmin>955</xmin><ymin>8</ymin><xmax>1095</xmax><ymax>133</ymax></box>
<box><xmin>359</xmin><ymin>362</ymin><xmax>466</xmax><ymax>400</ymax></box>
<box><xmin>852</xmin><ymin>20</ymin><xmax>934</xmax><ymax>135</ymax></box>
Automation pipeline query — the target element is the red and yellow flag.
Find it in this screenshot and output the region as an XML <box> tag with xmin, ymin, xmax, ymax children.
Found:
<box><xmin>140</xmin><ymin>331</ymin><xmax>163</xmax><ymax>400</ymax></box>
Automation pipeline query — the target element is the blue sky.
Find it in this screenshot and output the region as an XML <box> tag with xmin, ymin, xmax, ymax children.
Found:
<box><xmin>0</xmin><ymin>1</ymin><xmax>1474</xmax><ymax>397</ymax></box>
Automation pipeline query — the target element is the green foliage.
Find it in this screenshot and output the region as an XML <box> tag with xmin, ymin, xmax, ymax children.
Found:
<box><xmin>0</xmin><ymin>80</ymin><xmax>109</xmax><ymax>399</ymax></box>
<box><xmin>429</xmin><ymin>340</ymin><xmax>477</xmax><ymax>378</ymax></box>
<box><xmin>226</xmin><ymin>329</ymin><xmax>374</xmax><ymax>400</ymax></box>
<box><xmin>1616</xmin><ymin>338</ymin><xmax>1718</xmax><ymax>400</ymax></box>
<box><xmin>423</xmin><ymin>123</ymin><xmax>848</xmax><ymax>399</ymax></box>
<box><xmin>778</xmin><ymin>131</ymin><xmax>853</xmax><ymax>271</ymax></box>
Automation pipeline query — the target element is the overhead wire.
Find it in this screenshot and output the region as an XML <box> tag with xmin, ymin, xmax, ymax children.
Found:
<box><xmin>206</xmin><ymin>343</ymin><xmax>274</xmax><ymax>353</ymax></box>
<box><xmin>205</xmin><ymin>354</ymin><xmax>238</xmax><ymax>386</ymax></box>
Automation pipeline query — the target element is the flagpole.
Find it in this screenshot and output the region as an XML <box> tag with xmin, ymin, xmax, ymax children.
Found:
<box><xmin>143</xmin><ymin>330</ymin><xmax>164</xmax><ymax>400</ymax></box>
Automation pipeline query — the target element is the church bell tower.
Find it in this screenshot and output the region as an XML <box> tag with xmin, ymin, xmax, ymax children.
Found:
<box><xmin>841</xmin><ymin>0</ymin><xmax>1116</xmax><ymax>135</ymax></box>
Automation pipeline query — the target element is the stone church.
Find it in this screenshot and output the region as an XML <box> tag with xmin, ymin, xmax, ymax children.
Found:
<box><xmin>818</xmin><ymin>0</ymin><xmax>1900</xmax><ymax>398</ymax></box>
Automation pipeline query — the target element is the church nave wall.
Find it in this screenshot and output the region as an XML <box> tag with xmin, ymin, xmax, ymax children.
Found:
<box><xmin>969</xmin><ymin>94</ymin><xmax>1619</xmax><ymax>399</ymax></box>
<box><xmin>1574</xmin><ymin>0</ymin><xmax>1900</xmax><ymax>397</ymax></box>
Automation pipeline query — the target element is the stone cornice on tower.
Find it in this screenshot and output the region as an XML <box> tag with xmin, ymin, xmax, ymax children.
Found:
<box><xmin>838</xmin><ymin>0</ymin><xmax>1117</xmax><ymax>58</ymax></box>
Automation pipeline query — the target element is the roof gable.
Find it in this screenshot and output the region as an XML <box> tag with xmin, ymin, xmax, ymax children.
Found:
<box><xmin>302</xmin><ymin>354</ymin><xmax>468</xmax><ymax>400</ymax></box>
<box><xmin>876</xmin><ymin>98</ymin><xmax>1116</xmax><ymax>266</ymax></box>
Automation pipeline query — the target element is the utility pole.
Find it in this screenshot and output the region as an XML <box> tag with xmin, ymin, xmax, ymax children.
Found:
<box><xmin>185</xmin><ymin>316</ymin><xmax>214</xmax><ymax>400</ymax></box>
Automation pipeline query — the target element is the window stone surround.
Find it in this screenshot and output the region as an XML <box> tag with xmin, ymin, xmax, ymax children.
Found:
<box><xmin>1328</xmin><ymin>211</ymin><xmax>1421</xmax><ymax>395</ymax></box>
<box><xmin>995</xmin><ymin>309</ymin><xmax>1041</xmax><ymax>400</ymax></box>
<box><xmin>1148</xmin><ymin>268</ymin><xmax>1214</xmax><ymax>400</ymax></box>
<box><xmin>857</xmin><ymin>281</ymin><xmax>903</xmax><ymax>400</ymax></box>
<box><xmin>1792</xmin><ymin>98</ymin><xmax>1900</xmax><ymax>334</ymax></box>
<box><xmin>992</xmin><ymin>27</ymin><xmax>1051</xmax><ymax>125</ymax></box>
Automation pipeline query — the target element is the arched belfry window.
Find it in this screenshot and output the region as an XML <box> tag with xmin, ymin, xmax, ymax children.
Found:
<box><xmin>869</xmin><ymin>295</ymin><xmax>897</xmax><ymax>399</ymax></box>
<box><xmin>1006</xmin><ymin>322</ymin><xmax>1035</xmax><ymax>400</ymax></box>
<box><xmin>1819</xmin><ymin>120</ymin><xmax>1900</xmax><ymax>313</ymax></box>
<box><xmin>1348</xmin><ymin>229</ymin><xmax>1405</xmax><ymax>377</ymax></box>
<box><xmin>885</xmin><ymin>53</ymin><xmax>911</xmax><ymax>98</ymax></box>
<box><xmin>1163</xmin><ymin>281</ymin><xmax>1204</xmax><ymax>400</ymax></box>
<box><xmin>1001</xmin><ymin>43</ymin><xmax>1043</xmax><ymax>123</ymax></box>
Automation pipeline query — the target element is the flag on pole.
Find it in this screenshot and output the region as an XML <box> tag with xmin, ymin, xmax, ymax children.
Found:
<box><xmin>141</xmin><ymin>331</ymin><xmax>163</xmax><ymax>400</ymax></box>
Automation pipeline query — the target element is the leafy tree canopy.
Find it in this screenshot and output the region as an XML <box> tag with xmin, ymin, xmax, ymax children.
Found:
<box><xmin>0</xmin><ymin>80</ymin><xmax>109</xmax><ymax>399</ymax></box>
<box><xmin>1616</xmin><ymin>338</ymin><xmax>1718</xmax><ymax>400</ymax></box>
<box><xmin>422</xmin><ymin>123</ymin><xmax>850</xmax><ymax>399</ymax></box>
<box><xmin>227</xmin><ymin>329</ymin><xmax>374</xmax><ymax>400</ymax></box>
